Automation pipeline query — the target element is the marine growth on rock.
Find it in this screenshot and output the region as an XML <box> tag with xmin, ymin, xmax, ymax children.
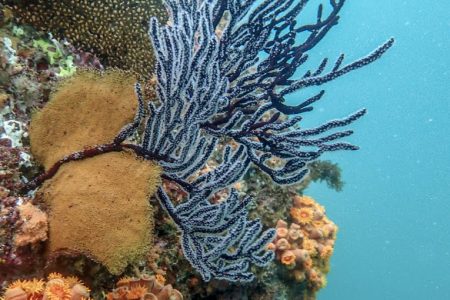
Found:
<box><xmin>3</xmin><ymin>0</ymin><xmax>168</xmax><ymax>77</ymax></box>
<box><xmin>17</xmin><ymin>0</ymin><xmax>393</xmax><ymax>285</ymax></box>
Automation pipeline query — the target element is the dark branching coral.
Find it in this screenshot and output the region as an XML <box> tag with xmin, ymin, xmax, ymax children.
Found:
<box><xmin>126</xmin><ymin>0</ymin><xmax>392</xmax><ymax>282</ymax></box>
<box><xmin>26</xmin><ymin>0</ymin><xmax>393</xmax><ymax>283</ymax></box>
<box><xmin>3</xmin><ymin>0</ymin><xmax>168</xmax><ymax>77</ymax></box>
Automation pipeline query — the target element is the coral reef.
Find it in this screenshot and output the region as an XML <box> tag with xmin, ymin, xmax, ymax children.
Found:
<box><xmin>39</xmin><ymin>151</ymin><xmax>160</xmax><ymax>275</ymax></box>
<box><xmin>2</xmin><ymin>272</ymin><xmax>90</xmax><ymax>300</ymax></box>
<box><xmin>0</xmin><ymin>197</ymin><xmax>47</xmax><ymax>281</ymax></box>
<box><xmin>245</xmin><ymin>158</ymin><xmax>345</xmax><ymax>226</ymax></box>
<box><xmin>20</xmin><ymin>0</ymin><xmax>392</xmax><ymax>284</ymax></box>
<box><xmin>25</xmin><ymin>69</ymin><xmax>161</xmax><ymax>274</ymax></box>
<box><xmin>14</xmin><ymin>201</ymin><xmax>47</xmax><ymax>247</ymax></box>
<box><xmin>108</xmin><ymin>0</ymin><xmax>391</xmax><ymax>282</ymax></box>
<box><xmin>0</xmin><ymin>139</ymin><xmax>25</xmax><ymax>195</ymax></box>
<box><xmin>106</xmin><ymin>274</ymin><xmax>183</xmax><ymax>300</ymax></box>
<box><xmin>3</xmin><ymin>0</ymin><xmax>168</xmax><ymax>77</ymax></box>
<box><xmin>0</xmin><ymin>0</ymin><xmax>394</xmax><ymax>297</ymax></box>
<box><xmin>29</xmin><ymin>70</ymin><xmax>139</xmax><ymax>170</ymax></box>
<box><xmin>0</xmin><ymin>15</ymin><xmax>81</xmax><ymax>121</ymax></box>
<box><xmin>268</xmin><ymin>195</ymin><xmax>337</xmax><ymax>296</ymax></box>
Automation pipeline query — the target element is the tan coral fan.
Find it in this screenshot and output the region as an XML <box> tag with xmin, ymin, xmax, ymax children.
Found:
<box><xmin>39</xmin><ymin>151</ymin><xmax>161</xmax><ymax>275</ymax></box>
<box><xmin>29</xmin><ymin>70</ymin><xmax>138</xmax><ymax>170</ymax></box>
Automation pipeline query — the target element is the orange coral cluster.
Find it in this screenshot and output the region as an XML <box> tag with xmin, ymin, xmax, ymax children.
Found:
<box><xmin>2</xmin><ymin>273</ymin><xmax>90</xmax><ymax>300</ymax></box>
<box><xmin>268</xmin><ymin>195</ymin><xmax>338</xmax><ymax>292</ymax></box>
<box><xmin>14</xmin><ymin>202</ymin><xmax>48</xmax><ymax>247</ymax></box>
<box><xmin>106</xmin><ymin>274</ymin><xmax>182</xmax><ymax>300</ymax></box>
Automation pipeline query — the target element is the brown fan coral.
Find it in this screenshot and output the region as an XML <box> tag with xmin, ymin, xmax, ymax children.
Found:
<box><xmin>39</xmin><ymin>151</ymin><xmax>160</xmax><ymax>275</ymax></box>
<box><xmin>28</xmin><ymin>69</ymin><xmax>162</xmax><ymax>274</ymax></box>
<box><xmin>4</xmin><ymin>0</ymin><xmax>168</xmax><ymax>77</ymax></box>
<box><xmin>106</xmin><ymin>274</ymin><xmax>182</xmax><ymax>300</ymax></box>
<box><xmin>268</xmin><ymin>195</ymin><xmax>338</xmax><ymax>295</ymax></box>
<box><xmin>29</xmin><ymin>70</ymin><xmax>139</xmax><ymax>170</ymax></box>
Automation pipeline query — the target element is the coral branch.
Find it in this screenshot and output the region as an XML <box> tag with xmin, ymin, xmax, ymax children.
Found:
<box><xmin>116</xmin><ymin>0</ymin><xmax>393</xmax><ymax>282</ymax></box>
<box><xmin>23</xmin><ymin>142</ymin><xmax>168</xmax><ymax>192</ymax></box>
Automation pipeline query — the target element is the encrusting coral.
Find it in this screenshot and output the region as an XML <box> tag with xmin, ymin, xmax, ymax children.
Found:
<box><xmin>268</xmin><ymin>195</ymin><xmax>338</xmax><ymax>294</ymax></box>
<box><xmin>2</xmin><ymin>272</ymin><xmax>90</xmax><ymax>300</ymax></box>
<box><xmin>3</xmin><ymin>0</ymin><xmax>168</xmax><ymax>77</ymax></box>
<box><xmin>39</xmin><ymin>151</ymin><xmax>160</xmax><ymax>275</ymax></box>
<box><xmin>14</xmin><ymin>202</ymin><xmax>48</xmax><ymax>247</ymax></box>
<box><xmin>106</xmin><ymin>274</ymin><xmax>182</xmax><ymax>300</ymax></box>
<box><xmin>29</xmin><ymin>70</ymin><xmax>139</xmax><ymax>170</ymax></box>
<box><xmin>0</xmin><ymin>197</ymin><xmax>47</xmax><ymax>278</ymax></box>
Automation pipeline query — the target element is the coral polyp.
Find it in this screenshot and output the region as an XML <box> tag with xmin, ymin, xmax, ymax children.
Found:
<box><xmin>2</xmin><ymin>273</ymin><xmax>89</xmax><ymax>300</ymax></box>
<box><xmin>290</xmin><ymin>207</ymin><xmax>315</xmax><ymax>225</ymax></box>
<box><xmin>269</xmin><ymin>194</ymin><xmax>339</xmax><ymax>297</ymax></box>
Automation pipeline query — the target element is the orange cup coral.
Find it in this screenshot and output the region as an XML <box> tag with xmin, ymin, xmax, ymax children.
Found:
<box><xmin>271</xmin><ymin>194</ymin><xmax>338</xmax><ymax>295</ymax></box>
<box><xmin>2</xmin><ymin>273</ymin><xmax>90</xmax><ymax>300</ymax></box>
<box><xmin>280</xmin><ymin>250</ymin><xmax>296</xmax><ymax>266</ymax></box>
<box><xmin>290</xmin><ymin>207</ymin><xmax>314</xmax><ymax>225</ymax></box>
<box><xmin>106</xmin><ymin>274</ymin><xmax>182</xmax><ymax>300</ymax></box>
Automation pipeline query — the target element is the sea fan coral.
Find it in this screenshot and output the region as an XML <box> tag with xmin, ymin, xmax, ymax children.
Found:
<box><xmin>23</xmin><ymin>0</ymin><xmax>393</xmax><ymax>283</ymax></box>
<box><xmin>29</xmin><ymin>70</ymin><xmax>139</xmax><ymax>170</ymax></box>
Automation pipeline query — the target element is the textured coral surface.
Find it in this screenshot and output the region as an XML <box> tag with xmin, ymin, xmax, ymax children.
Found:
<box><xmin>4</xmin><ymin>0</ymin><xmax>168</xmax><ymax>76</ymax></box>
<box><xmin>39</xmin><ymin>151</ymin><xmax>161</xmax><ymax>275</ymax></box>
<box><xmin>29</xmin><ymin>70</ymin><xmax>138</xmax><ymax>170</ymax></box>
<box><xmin>14</xmin><ymin>202</ymin><xmax>47</xmax><ymax>247</ymax></box>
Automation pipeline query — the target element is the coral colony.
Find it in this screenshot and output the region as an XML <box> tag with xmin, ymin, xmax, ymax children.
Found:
<box><xmin>24</xmin><ymin>0</ymin><xmax>393</xmax><ymax>282</ymax></box>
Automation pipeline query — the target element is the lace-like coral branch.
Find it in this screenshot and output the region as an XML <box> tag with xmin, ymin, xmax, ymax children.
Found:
<box><xmin>119</xmin><ymin>0</ymin><xmax>393</xmax><ymax>282</ymax></box>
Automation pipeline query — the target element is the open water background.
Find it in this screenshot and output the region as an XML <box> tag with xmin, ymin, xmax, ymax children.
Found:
<box><xmin>285</xmin><ymin>1</ymin><xmax>450</xmax><ymax>299</ymax></box>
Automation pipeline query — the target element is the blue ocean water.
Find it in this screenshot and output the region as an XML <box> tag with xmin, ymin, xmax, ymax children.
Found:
<box><xmin>285</xmin><ymin>1</ymin><xmax>450</xmax><ymax>299</ymax></box>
